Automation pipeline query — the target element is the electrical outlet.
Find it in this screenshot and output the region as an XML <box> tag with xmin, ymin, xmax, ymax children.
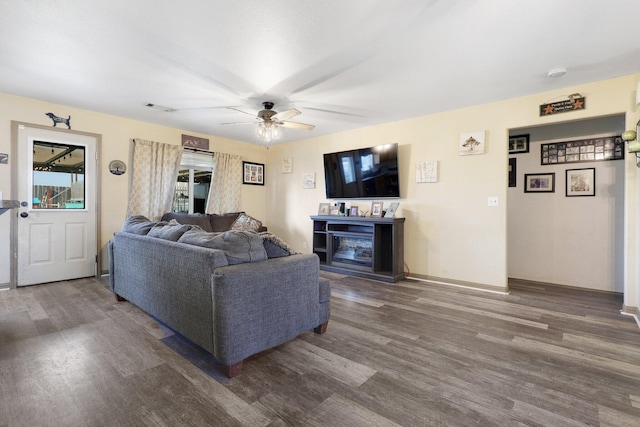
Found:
<box><xmin>488</xmin><ymin>196</ymin><xmax>499</xmax><ymax>207</ymax></box>
<box><xmin>302</xmin><ymin>241</ymin><xmax>307</xmax><ymax>249</ymax></box>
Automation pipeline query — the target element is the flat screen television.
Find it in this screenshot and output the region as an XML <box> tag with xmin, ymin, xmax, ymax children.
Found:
<box><xmin>323</xmin><ymin>143</ymin><xmax>400</xmax><ymax>199</ymax></box>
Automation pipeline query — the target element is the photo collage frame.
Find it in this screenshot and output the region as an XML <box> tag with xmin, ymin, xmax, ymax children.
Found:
<box><xmin>540</xmin><ymin>136</ymin><xmax>624</xmax><ymax>165</ymax></box>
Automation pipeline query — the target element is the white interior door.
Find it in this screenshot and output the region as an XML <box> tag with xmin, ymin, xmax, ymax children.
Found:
<box><xmin>16</xmin><ymin>125</ymin><xmax>97</xmax><ymax>286</ymax></box>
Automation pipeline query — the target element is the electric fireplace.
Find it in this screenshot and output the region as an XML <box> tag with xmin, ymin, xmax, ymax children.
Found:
<box><xmin>331</xmin><ymin>233</ymin><xmax>373</xmax><ymax>271</ymax></box>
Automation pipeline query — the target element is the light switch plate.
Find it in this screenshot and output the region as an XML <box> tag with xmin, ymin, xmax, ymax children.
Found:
<box><xmin>488</xmin><ymin>196</ymin><xmax>498</xmax><ymax>207</ymax></box>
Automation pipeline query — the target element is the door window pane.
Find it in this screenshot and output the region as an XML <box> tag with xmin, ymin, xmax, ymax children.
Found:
<box><xmin>32</xmin><ymin>141</ymin><xmax>85</xmax><ymax>209</ymax></box>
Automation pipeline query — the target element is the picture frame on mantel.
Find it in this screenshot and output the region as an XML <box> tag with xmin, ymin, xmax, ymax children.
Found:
<box><xmin>370</xmin><ymin>201</ymin><xmax>384</xmax><ymax>217</ymax></box>
<box><xmin>318</xmin><ymin>203</ymin><xmax>331</xmax><ymax>216</ymax></box>
<box><xmin>384</xmin><ymin>202</ymin><xmax>399</xmax><ymax>218</ymax></box>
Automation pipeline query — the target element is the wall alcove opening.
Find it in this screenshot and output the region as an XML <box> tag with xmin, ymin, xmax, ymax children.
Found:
<box><xmin>507</xmin><ymin>114</ymin><xmax>626</xmax><ymax>294</ymax></box>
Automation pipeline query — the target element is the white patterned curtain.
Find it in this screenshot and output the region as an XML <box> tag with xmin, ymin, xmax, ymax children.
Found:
<box><xmin>126</xmin><ymin>138</ymin><xmax>183</xmax><ymax>221</ymax></box>
<box><xmin>206</xmin><ymin>152</ymin><xmax>242</xmax><ymax>214</ymax></box>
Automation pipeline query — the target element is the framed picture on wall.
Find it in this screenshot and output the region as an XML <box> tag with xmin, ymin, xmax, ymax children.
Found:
<box><xmin>509</xmin><ymin>134</ymin><xmax>530</xmax><ymax>154</ymax></box>
<box><xmin>524</xmin><ymin>172</ymin><xmax>555</xmax><ymax>193</ymax></box>
<box><xmin>242</xmin><ymin>161</ymin><xmax>265</xmax><ymax>185</ymax></box>
<box><xmin>566</xmin><ymin>168</ymin><xmax>595</xmax><ymax>197</ymax></box>
<box><xmin>508</xmin><ymin>158</ymin><xmax>517</xmax><ymax>187</ymax></box>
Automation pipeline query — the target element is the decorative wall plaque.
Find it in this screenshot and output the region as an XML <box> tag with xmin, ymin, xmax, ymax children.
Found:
<box><xmin>540</xmin><ymin>94</ymin><xmax>585</xmax><ymax>116</ymax></box>
<box><xmin>181</xmin><ymin>134</ymin><xmax>209</xmax><ymax>150</ymax></box>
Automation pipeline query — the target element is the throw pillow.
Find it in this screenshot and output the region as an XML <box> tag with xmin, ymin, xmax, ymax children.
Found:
<box><xmin>210</xmin><ymin>212</ymin><xmax>245</xmax><ymax>232</ymax></box>
<box><xmin>147</xmin><ymin>220</ymin><xmax>193</xmax><ymax>241</ymax></box>
<box><xmin>122</xmin><ymin>215</ymin><xmax>156</xmax><ymax>235</ymax></box>
<box><xmin>230</xmin><ymin>213</ymin><xmax>262</xmax><ymax>232</ymax></box>
<box><xmin>160</xmin><ymin>212</ymin><xmax>213</xmax><ymax>232</ymax></box>
<box><xmin>178</xmin><ymin>230</ymin><xmax>267</xmax><ymax>264</ymax></box>
<box><xmin>259</xmin><ymin>232</ymin><xmax>300</xmax><ymax>258</ymax></box>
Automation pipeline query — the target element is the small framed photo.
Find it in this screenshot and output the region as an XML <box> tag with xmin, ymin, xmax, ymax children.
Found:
<box><xmin>318</xmin><ymin>203</ymin><xmax>331</xmax><ymax>216</ymax></box>
<box><xmin>349</xmin><ymin>206</ymin><xmax>359</xmax><ymax>217</ymax></box>
<box><xmin>384</xmin><ymin>202</ymin><xmax>399</xmax><ymax>218</ymax></box>
<box><xmin>509</xmin><ymin>134</ymin><xmax>530</xmax><ymax>154</ymax></box>
<box><xmin>329</xmin><ymin>206</ymin><xmax>340</xmax><ymax>216</ymax></box>
<box><xmin>370</xmin><ymin>201</ymin><xmax>384</xmax><ymax>217</ymax></box>
<box><xmin>282</xmin><ymin>158</ymin><xmax>293</xmax><ymax>174</ymax></box>
<box><xmin>242</xmin><ymin>161</ymin><xmax>265</xmax><ymax>185</ymax></box>
<box><xmin>524</xmin><ymin>173</ymin><xmax>555</xmax><ymax>193</ymax></box>
<box><xmin>566</xmin><ymin>168</ymin><xmax>595</xmax><ymax>197</ymax></box>
<box><xmin>508</xmin><ymin>158</ymin><xmax>517</xmax><ymax>187</ymax></box>
<box><xmin>302</xmin><ymin>172</ymin><xmax>315</xmax><ymax>189</ymax></box>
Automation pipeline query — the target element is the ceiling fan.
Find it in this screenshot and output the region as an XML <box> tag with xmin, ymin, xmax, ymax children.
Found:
<box><xmin>223</xmin><ymin>102</ymin><xmax>315</xmax><ymax>142</ymax></box>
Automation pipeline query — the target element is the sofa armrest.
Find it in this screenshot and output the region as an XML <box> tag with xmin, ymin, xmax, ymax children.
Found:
<box><xmin>211</xmin><ymin>253</ymin><xmax>320</xmax><ymax>366</ymax></box>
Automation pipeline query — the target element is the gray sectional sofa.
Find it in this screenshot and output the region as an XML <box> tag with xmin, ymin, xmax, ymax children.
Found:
<box><xmin>108</xmin><ymin>214</ymin><xmax>330</xmax><ymax>377</ymax></box>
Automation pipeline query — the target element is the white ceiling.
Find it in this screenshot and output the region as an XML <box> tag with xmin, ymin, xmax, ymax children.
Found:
<box><xmin>2</xmin><ymin>1</ymin><xmax>640</xmax><ymax>145</ymax></box>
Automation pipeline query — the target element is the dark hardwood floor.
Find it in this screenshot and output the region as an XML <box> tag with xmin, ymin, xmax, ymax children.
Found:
<box><xmin>1</xmin><ymin>273</ymin><xmax>639</xmax><ymax>426</ymax></box>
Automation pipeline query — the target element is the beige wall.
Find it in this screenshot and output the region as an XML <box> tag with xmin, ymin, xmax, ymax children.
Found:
<box><xmin>263</xmin><ymin>74</ymin><xmax>640</xmax><ymax>299</ymax></box>
<box><xmin>0</xmin><ymin>93</ymin><xmax>268</xmax><ymax>283</ymax></box>
<box><xmin>2</xmin><ymin>74</ymin><xmax>639</xmax><ymax>311</ymax></box>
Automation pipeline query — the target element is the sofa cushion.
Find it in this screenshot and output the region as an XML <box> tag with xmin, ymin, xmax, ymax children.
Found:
<box><xmin>259</xmin><ymin>232</ymin><xmax>300</xmax><ymax>258</ymax></box>
<box><xmin>178</xmin><ymin>230</ymin><xmax>267</xmax><ymax>265</ymax></box>
<box><xmin>148</xmin><ymin>220</ymin><xmax>193</xmax><ymax>241</ymax></box>
<box><xmin>122</xmin><ymin>215</ymin><xmax>156</xmax><ymax>235</ymax></box>
<box><xmin>209</xmin><ymin>212</ymin><xmax>243</xmax><ymax>232</ymax></box>
<box><xmin>230</xmin><ymin>213</ymin><xmax>263</xmax><ymax>233</ymax></box>
<box><xmin>161</xmin><ymin>212</ymin><xmax>213</xmax><ymax>232</ymax></box>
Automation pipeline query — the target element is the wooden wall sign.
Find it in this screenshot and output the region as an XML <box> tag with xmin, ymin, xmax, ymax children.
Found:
<box><xmin>181</xmin><ymin>134</ymin><xmax>209</xmax><ymax>150</ymax></box>
<box><xmin>540</xmin><ymin>95</ymin><xmax>585</xmax><ymax>116</ymax></box>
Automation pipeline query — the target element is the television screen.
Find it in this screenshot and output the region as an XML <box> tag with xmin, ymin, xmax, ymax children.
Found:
<box><xmin>323</xmin><ymin>144</ymin><xmax>400</xmax><ymax>199</ymax></box>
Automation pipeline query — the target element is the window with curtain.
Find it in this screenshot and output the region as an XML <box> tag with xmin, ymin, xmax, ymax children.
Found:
<box><xmin>206</xmin><ymin>152</ymin><xmax>242</xmax><ymax>214</ymax></box>
<box><xmin>170</xmin><ymin>150</ymin><xmax>243</xmax><ymax>215</ymax></box>
<box><xmin>172</xmin><ymin>150</ymin><xmax>214</xmax><ymax>214</ymax></box>
<box><xmin>126</xmin><ymin>139</ymin><xmax>183</xmax><ymax>221</ymax></box>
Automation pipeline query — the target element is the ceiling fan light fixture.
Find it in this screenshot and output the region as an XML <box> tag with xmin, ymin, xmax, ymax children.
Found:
<box><xmin>257</xmin><ymin>121</ymin><xmax>281</xmax><ymax>143</ymax></box>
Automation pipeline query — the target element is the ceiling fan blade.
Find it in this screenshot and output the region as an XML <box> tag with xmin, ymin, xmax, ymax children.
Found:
<box><xmin>302</xmin><ymin>106</ymin><xmax>366</xmax><ymax>118</ymax></box>
<box><xmin>226</xmin><ymin>107</ymin><xmax>259</xmax><ymax>119</ymax></box>
<box><xmin>174</xmin><ymin>105</ymin><xmax>245</xmax><ymax>112</ymax></box>
<box><xmin>272</xmin><ymin>108</ymin><xmax>301</xmax><ymax>121</ymax></box>
<box><xmin>278</xmin><ymin>121</ymin><xmax>315</xmax><ymax>131</ymax></box>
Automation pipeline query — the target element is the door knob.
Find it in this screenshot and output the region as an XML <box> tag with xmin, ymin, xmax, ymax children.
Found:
<box><xmin>20</xmin><ymin>201</ymin><xmax>28</xmax><ymax>207</ymax></box>
<box><xmin>20</xmin><ymin>212</ymin><xmax>28</xmax><ymax>218</ymax></box>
